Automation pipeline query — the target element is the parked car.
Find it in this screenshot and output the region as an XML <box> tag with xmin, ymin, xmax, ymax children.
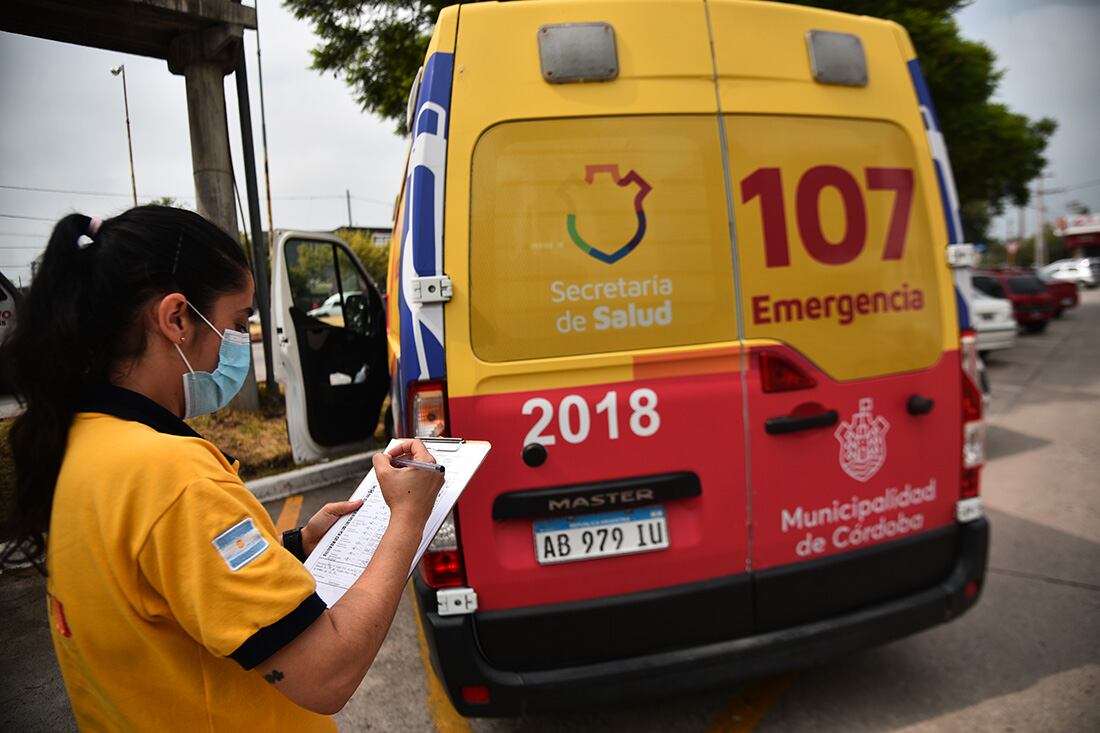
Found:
<box><xmin>1034</xmin><ymin>268</ymin><xmax>1079</xmax><ymax>317</ymax></box>
<box><xmin>973</xmin><ymin>270</ymin><xmax>1056</xmax><ymax>333</ymax></box>
<box><xmin>970</xmin><ymin>290</ymin><xmax>1017</xmax><ymax>355</ymax></box>
<box><xmin>1039</xmin><ymin>258</ymin><xmax>1097</xmax><ymax>289</ymax></box>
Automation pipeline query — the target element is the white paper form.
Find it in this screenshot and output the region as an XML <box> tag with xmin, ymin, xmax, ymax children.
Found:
<box><xmin>304</xmin><ymin>439</ymin><xmax>491</xmax><ymax>607</ymax></box>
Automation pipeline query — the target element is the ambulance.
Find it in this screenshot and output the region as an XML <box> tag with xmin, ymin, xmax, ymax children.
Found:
<box><xmin>276</xmin><ymin>0</ymin><xmax>991</xmax><ymax>717</ymax></box>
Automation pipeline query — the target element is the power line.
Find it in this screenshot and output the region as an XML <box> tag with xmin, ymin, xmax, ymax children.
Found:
<box><xmin>0</xmin><ymin>183</ymin><xmax>390</xmax><ymax>205</ymax></box>
<box><xmin>0</xmin><ymin>184</ymin><xmax>195</xmax><ymax>200</ymax></box>
<box><xmin>0</xmin><ymin>213</ymin><xmax>56</xmax><ymax>222</ymax></box>
<box><xmin>1061</xmin><ymin>178</ymin><xmax>1100</xmax><ymax>192</ymax></box>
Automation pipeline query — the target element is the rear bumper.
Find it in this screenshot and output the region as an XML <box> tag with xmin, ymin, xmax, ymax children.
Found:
<box><xmin>976</xmin><ymin>325</ymin><xmax>1017</xmax><ymax>352</ymax></box>
<box><xmin>1012</xmin><ymin>308</ymin><xmax>1054</xmax><ymax>322</ymax></box>
<box><xmin>413</xmin><ymin>517</ymin><xmax>990</xmax><ymax>717</ymax></box>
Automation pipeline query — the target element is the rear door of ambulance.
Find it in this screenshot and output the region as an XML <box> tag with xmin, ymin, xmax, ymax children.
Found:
<box><xmin>442</xmin><ymin>0</ymin><xmax>752</xmax><ymax>670</ymax></box>
<box><xmin>708</xmin><ymin>3</ymin><xmax>963</xmax><ymax>630</ymax></box>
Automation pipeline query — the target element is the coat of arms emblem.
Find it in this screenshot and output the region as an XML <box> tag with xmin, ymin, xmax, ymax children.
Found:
<box><xmin>835</xmin><ymin>397</ymin><xmax>890</xmax><ymax>482</ymax></box>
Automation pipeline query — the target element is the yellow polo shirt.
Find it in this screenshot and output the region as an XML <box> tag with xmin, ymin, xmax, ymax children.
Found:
<box><xmin>46</xmin><ymin>384</ymin><xmax>336</xmax><ymax>732</ymax></box>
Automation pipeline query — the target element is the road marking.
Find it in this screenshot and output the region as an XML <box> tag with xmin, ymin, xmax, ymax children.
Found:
<box><xmin>274</xmin><ymin>494</ymin><xmax>304</xmax><ymax>533</ymax></box>
<box><xmin>707</xmin><ymin>672</ymin><xmax>798</xmax><ymax>733</ymax></box>
<box><xmin>411</xmin><ymin>584</ymin><xmax>472</xmax><ymax>732</ymax></box>
<box><xmin>988</xmin><ymin>566</ymin><xmax>1100</xmax><ymax>592</ymax></box>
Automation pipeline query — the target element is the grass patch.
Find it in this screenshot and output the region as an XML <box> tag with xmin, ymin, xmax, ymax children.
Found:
<box><xmin>186</xmin><ymin>384</ymin><xmax>296</xmax><ymax>481</ymax></box>
<box><xmin>0</xmin><ymin>384</ymin><xmax>390</xmax><ymax>523</ymax></box>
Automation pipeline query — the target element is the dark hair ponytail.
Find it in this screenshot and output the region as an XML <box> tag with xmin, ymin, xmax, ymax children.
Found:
<box><xmin>0</xmin><ymin>205</ymin><xmax>250</xmax><ymax>569</ymax></box>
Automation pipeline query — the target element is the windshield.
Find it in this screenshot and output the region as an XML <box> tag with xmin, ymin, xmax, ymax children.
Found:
<box><xmin>1006</xmin><ymin>276</ymin><xmax>1045</xmax><ymax>295</ymax></box>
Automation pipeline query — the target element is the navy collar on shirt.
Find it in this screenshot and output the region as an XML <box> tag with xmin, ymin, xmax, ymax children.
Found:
<box><xmin>78</xmin><ymin>382</ymin><xmax>236</xmax><ymax>465</ymax></box>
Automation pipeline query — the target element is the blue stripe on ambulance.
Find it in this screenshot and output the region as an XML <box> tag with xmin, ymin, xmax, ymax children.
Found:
<box><xmin>395</xmin><ymin>52</ymin><xmax>455</xmax><ymax>431</ymax></box>
<box><xmin>907</xmin><ymin>59</ymin><xmax>970</xmax><ymax>332</ymax></box>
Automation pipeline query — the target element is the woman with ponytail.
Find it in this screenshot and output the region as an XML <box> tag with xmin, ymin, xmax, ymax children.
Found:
<box><xmin>0</xmin><ymin>206</ymin><xmax>442</xmax><ymax>728</ymax></box>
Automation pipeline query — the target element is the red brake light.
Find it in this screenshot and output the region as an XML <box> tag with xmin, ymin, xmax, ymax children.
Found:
<box><xmin>420</xmin><ymin>550</ymin><xmax>465</xmax><ymax>588</ymax></box>
<box><xmin>959</xmin><ymin>332</ymin><xmax>984</xmax><ymax>499</ymax></box>
<box><xmin>418</xmin><ymin>511</ymin><xmax>465</xmax><ymax>588</ymax></box>
<box><xmin>759</xmin><ymin>352</ymin><xmax>816</xmax><ymax>393</ymax></box>
<box><xmin>961</xmin><ymin>365</ymin><xmax>982</xmax><ymax>422</ymax></box>
<box><xmin>461</xmin><ymin>686</ymin><xmax>490</xmax><ymax>704</ymax></box>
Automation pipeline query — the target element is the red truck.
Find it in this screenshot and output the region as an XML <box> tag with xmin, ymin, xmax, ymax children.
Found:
<box><xmin>972</xmin><ymin>270</ymin><xmax>1057</xmax><ymax>333</ymax></box>
<box><xmin>1034</xmin><ymin>268</ymin><xmax>1079</xmax><ymax>317</ymax></box>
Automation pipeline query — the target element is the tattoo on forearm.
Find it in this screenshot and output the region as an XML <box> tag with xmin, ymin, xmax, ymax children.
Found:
<box><xmin>263</xmin><ymin>669</ymin><xmax>285</xmax><ymax>684</ymax></box>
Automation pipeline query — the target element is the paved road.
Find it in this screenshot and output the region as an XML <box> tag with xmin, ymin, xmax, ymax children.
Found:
<box><xmin>2</xmin><ymin>290</ymin><xmax>1097</xmax><ymax>731</ymax></box>
<box><xmin>309</xmin><ymin>289</ymin><xmax>1100</xmax><ymax>733</ymax></box>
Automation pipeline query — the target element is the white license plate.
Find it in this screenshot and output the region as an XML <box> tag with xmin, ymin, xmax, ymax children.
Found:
<box><xmin>533</xmin><ymin>506</ymin><xmax>669</xmax><ymax>565</ymax></box>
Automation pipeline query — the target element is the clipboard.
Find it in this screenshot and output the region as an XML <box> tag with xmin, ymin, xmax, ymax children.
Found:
<box><xmin>304</xmin><ymin>438</ymin><xmax>491</xmax><ymax>606</ymax></box>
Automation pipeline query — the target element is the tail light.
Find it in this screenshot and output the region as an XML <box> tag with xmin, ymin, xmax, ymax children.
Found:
<box><xmin>760</xmin><ymin>352</ymin><xmax>816</xmax><ymax>393</ymax></box>
<box><xmin>420</xmin><ymin>511</ymin><xmax>465</xmax><ymax>588</ymax></box>
<box><xmin>958</xmin><ymin>332</ymin><xmax>985</xmax><ymax>509</ymax></box>
<box><xmin>408</xmin><ymin>379</ymin><xmax>448</xmax><ymax>437</ymax></box>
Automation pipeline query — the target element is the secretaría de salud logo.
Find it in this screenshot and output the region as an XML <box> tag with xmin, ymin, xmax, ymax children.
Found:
<box><xmin>835</xmin><ymin>397</ymin><xmax>890</xmax><ymax>482</ymax></box>
<box><xmin>566</xmin><ymin>164</ymin><xmax>652</xmax><ymax>264</ymax></box>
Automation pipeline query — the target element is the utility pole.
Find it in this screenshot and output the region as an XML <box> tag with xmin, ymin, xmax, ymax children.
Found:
<box><xmin>346</xmin><ymin>189</ymin><xmax>353</xmax><ymax>228</ymax></box>
<box><xmin>1034</xmin><ymin>172</ymin><xmax>1050</xmax><ymax>268</ymax></box>
<box><xmin>110</xmin><ymin>64</ymin><xmax>138</xmax><ymax>206</ymax></box>
<box><xmin>254</xmin><ymin>1</ymin><xmax>277</xmax><ymax>262</ymax></box>
<box><xmin>1033</xmin><ymin>171</ymin><xmax>1066</xmax><ymax>268</ymax></box>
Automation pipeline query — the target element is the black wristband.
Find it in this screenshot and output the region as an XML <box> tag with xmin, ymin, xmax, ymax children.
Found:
<box><xmin>282</xmin><ymin>527</ymin><xmax>306</xmax><ymax>562</ymax></box>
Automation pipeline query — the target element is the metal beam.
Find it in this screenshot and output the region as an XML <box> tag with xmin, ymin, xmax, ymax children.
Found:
<box><xmin>0</xmin><ymin>0</ymin><xmax>256</xmax><ymax>60</ymax></box>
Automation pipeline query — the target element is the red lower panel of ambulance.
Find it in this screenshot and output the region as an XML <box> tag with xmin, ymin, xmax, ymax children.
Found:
<box><xmin>449</xmin><ymin>365</ymin><xmax>748</xmax><ymax>612</ymax></box>
<box><xmin>747</xmin><ymin>344</ymin><xmax>961</xmax><ymax>571</ymax></box>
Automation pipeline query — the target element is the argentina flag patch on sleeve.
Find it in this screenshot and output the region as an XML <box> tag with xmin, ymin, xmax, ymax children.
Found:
<box><xmin>212</xmin><ymin>518</ymin><xmax>269</xmax><ymax>571</ymax></box>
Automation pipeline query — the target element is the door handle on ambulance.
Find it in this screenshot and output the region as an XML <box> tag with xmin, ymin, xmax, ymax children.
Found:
<box><xmin>765</xmin><ymin>409</ymin><xmax>838</xmax><ymax>435</ymax></box>
<box><xmin>907</xmin><ymin>394</ymin><xmax>935</xmax><ymax>415</ymax></box>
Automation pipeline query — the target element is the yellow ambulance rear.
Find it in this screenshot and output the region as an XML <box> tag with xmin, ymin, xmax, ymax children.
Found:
<box><xmin>387</xmin><ymin>0</ymin><xmax>988</xmax><ymax>715</ymax></box>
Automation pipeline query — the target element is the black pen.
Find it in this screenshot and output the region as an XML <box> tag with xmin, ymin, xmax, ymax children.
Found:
<box><xmin>390</xmin><ymin>456</ymin><xmax>446</xmax><ymax>474</ymax></box>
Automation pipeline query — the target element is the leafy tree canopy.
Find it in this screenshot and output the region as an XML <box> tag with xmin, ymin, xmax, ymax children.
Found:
<box><xmin>284</xmin><ymin>0</ymin><xmax>1054</xmax><ymax>241</ymax></box>
<box><xmin>784</xmin><ymin>0</ymin><xmax>1055</xmax><ymax>240</ymax></box>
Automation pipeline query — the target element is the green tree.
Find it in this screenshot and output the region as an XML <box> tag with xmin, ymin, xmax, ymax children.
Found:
<box><xmin>336</xmin><ymin>228</ymin><xmax>391</xmax><ymax>289</ymax></box>
<box><xmin>778</xmin><ymin>0</ymin><xmax>1054</xmax><ymax>242</ymax></box>
<box><xmin>145</xmin><ymin>196</ymin><xmax>186</xmax><ymax>208</ymax></box>
<box><xmin>283</xmin><ymin>0</ymin><xmax>456</xmax><ymax>135</ymax></box>
<box><xmin>285</xmin><ymin>0</ymin><xmax>1054</xmax><ymax>241</ymax></box>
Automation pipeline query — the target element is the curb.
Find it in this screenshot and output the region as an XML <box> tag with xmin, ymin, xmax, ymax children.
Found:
<box><xmin>246</xmin><ymin>450</ymin><xmax>379</xmax><ymax>503</ymax></box>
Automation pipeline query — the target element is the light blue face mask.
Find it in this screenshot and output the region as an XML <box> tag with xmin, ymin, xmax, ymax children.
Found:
<box><xmin>173</xmin><ymin>302</ymin><xmax>251</xmax><ymax>418</ymax></box>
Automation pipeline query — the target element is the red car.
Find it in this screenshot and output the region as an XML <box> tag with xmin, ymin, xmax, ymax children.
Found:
<box><xmin>972</xmin><ymin>270</ymin><xmax>1057</xmax><ymax>333</ymax></box>
<box><xmin>1035</xmin><ymin>268</ymin><xmax>1079</xmax><ymax>317</ymax></box>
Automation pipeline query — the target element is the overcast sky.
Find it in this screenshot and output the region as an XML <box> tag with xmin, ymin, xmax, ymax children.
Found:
<box><xmin>1</xmin><ymin>0</ymin><xmax>1097</xmax><ymax>285</ymax></box>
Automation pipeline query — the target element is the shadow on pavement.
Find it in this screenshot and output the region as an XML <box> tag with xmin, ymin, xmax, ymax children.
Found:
<box><xmin>984</xmin><ymin>424</ymin><xmax>1051</xmax><ymax>461</ymax></box>
<box><xmin>752</xmin><ymin>507</ymin><xmax>1099</xmax><ymax>733</ymax></box>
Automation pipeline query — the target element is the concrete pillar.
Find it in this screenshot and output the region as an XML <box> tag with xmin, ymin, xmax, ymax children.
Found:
<box><xmin>183</xmin><ymin>62</ymin><xmax>238</xmax><ymax>237</ymax></box>
<box><xmin>170</xmin><ymin>25</ymin><xmax>259</xmax><ymax>411</ymax></box>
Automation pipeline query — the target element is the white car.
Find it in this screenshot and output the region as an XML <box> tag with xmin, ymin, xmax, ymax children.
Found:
<box><xmin>971</xmin><ymin>290</ymin><xmax>1016</xmax><ymax>354</ymax></box>
<box><xmin>307</xmin><ymin>290</ymin><xmax>362</xmax><ymax>319</ymax></box>
<box><xmin>1039</xmin><ymin>259</ymin><xmax>1096</xmax><ymax>289</ymax></box>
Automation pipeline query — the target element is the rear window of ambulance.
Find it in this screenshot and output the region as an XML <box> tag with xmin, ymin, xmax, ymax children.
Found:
<box><xmin>725</xmin><ymin>115</ymin><xmax>946</xmax><ymax>380</ymax></box>
<box><xmin>468</xmin><ymin>116</ymin><xmax>737</xmax><ymax>362</ymax></box>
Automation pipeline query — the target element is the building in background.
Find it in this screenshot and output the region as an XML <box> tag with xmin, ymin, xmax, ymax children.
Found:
<box><xmin>1055</xmin><ymin>214</ymin><xmax>1100</xmax><ymax>258</ymax></box>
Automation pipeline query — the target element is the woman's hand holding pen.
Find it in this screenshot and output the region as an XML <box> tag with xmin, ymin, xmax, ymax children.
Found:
<box><xmin>372</xmin><ymin>438</ymin><xmax>445</xmax><ymax>530</ymax></box>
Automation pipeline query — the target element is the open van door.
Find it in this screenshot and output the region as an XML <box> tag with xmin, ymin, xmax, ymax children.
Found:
<box><xmin>270</xmin><ymin>231</ymin><xmax>389</xmax><ymax>464</ymax></box>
